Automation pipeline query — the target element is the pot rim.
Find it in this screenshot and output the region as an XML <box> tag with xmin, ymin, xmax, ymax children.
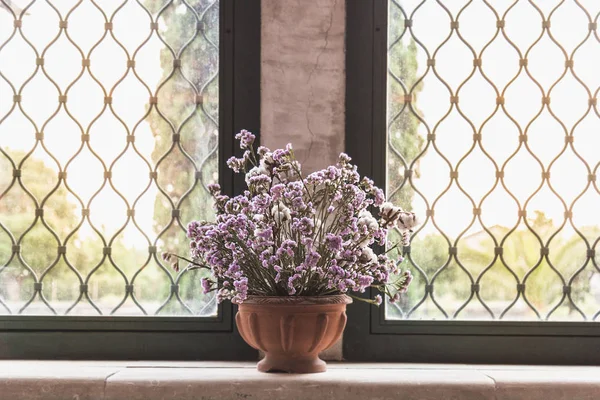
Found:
<box><xmin>235</xmin><ymin>294</ymin><xmax>353</xmax><ymax>305</ymax></box>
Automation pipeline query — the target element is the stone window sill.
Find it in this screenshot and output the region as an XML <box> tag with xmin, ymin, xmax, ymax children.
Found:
<box><xmin>1</xmin><ymin>361</ymin><xmax>599</xmax><ymax>400</ymax></box>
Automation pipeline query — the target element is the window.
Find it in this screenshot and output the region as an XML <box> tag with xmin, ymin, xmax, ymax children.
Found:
<box><xmin>345</xmin><ymin>0</ymin><xmax>600</xmax><ymax>364</ymax></box>
<box><xmin>385</xmin><ymin>0</ymin><xmax>600</xmax><ymax>323</ymax></box>
<box><xmin>0</xmin><ymin>0</ymin><xmax>260</xmax><ymax>360</ymax></box>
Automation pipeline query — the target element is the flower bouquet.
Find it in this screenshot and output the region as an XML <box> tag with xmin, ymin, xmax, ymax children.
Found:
<box><xmin>163</xmin><ymin>130</ymin><xmax>417</xmax><ymax>373</ymax></box>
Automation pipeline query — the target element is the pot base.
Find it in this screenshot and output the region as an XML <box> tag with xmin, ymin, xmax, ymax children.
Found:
<box><xmin>257</xmin><ymin>354</ymin><xmax>327</xmax><ymax>374</ymax></box>
<box><xmin>236</xmin><ymin>295</ymin><xmax>352</xmax><ymax>374</ymax></box>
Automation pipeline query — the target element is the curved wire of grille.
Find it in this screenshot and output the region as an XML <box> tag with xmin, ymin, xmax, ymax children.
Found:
<box><xmin>387</xmin><ymin>0</ymin><xmax>600</xmax><ymax>321</ymax></box>
<box><xmin>0</xmin><ymin>0</ymin><xmax>219</xmax><ymax>316</ymax></box>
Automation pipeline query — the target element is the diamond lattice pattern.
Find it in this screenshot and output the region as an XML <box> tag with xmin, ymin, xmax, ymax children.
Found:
<box><xmin>387</xmin><ymin>0</ymin><xmax>600</xmax><ymax>321</ymax></box>
<box><xmin>0</xmin><ymin>0</ymin><xmax>219</xmax><ymax>316</ymax></box>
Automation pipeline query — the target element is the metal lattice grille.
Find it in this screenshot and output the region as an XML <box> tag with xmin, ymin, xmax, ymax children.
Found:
<box><xmin>0</xmin><ymin>0</ymin><xmax>219</xmax><ymax>316</ymax></box>
<box><xmin>387</xmin><ymin>0</ymin><xmax>600</xmax><ymax>321</ymax></box>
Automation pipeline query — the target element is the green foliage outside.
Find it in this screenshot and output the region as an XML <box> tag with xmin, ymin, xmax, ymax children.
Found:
<box><xmin>0</xmin><ymin>149</ymin><xmax>209</xmax><ymax>315</ymax></box>
<box><xmin>384</xmin><ymin>3</ymin><xmax>600</xmax><ymax>320</ymax></box>
<box><xmin>387</xmin><ymin>4</ymin><xmax>424</xmax><ymax>212</ymax></box>
<box><xmin>1</xmin><ymin>1</ymin><xmax>598</xmax><ymax>320</ymax></box>
<box><xmin>0</xmin><ymin>1</ymin><xmax>219</xmax><ymax>316</ymax></box>
<box><xmin>142</xmin><ymin>0</ymin><xmax>220</xmax><ymax>315</ymax></box>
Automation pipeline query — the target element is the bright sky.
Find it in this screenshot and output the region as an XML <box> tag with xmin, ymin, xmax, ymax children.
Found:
<box><xmin>387</xmin><ymin>0</ymin><xmax>600</xmax><ymax>239</ymax></box>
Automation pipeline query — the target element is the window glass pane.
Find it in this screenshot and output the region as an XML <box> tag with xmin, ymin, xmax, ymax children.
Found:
<box><xmin>386</xmin><ymin>0</ymin><xmax>600</xmax><ymax>321</ymax></box>
<box><xmin>0</xmin><ymin>0</ymin><xmax>219</xmax><ymax>316</ymax></box>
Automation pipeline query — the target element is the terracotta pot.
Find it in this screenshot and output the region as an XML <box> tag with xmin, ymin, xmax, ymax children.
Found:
<box><xmin>236</xmin><ymin>295</ymin><xmax>352</xmax><ymax>373</ymax></box>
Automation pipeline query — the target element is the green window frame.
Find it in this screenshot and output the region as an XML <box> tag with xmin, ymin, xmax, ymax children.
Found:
<box><xmin>344</xmin><ymin>0</ymin><xmax>600</xmax><ymax>365</ymax></box>
<box><xmin>0</xmin><ymin>0</ymin><xmax>260</xmax><ymax>361</ymax></box>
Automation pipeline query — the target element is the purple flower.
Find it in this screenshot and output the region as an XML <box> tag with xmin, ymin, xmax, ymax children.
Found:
<box><xmin>233</xmin><ymin>277</ymin><xmax>249</xmax><ymax>302</ymax></box>
<box><xmin>358</xmin><ymin>275</ymin><xmax>374</xmax><ymax>288</ymax></box>
<box><xmin>178</xmin><ymin>133</ymin><xmax>416</xmax><ymax>305</ymax></box>
<box><xmin>287</xmin><ymin>273</ymin><xmax>302</xmax><ymax>295</ymax></box>
<box><xmin>374</xmin><ymin>294</ymin><xmax>382</xmax><ymax>305</ymax></box>
<box><xmin>273</xmin><ymin>265</ymin><xmax>283</xmax><ymax>282</ymax></box>
<box><xmin>227</xmin><ymin>263</ymin><xmax>241</xmax><ymax>276</ymax></box>
<box><xmin>305</xmin><ymin>250</ymin><xmax>321</xmax><ymax>268</ymax></box>
<box><xmin>325</xmin><ymin>166</ymin><xmax>341</xmax><ymax>180</ymax></box>
<box><xmin>201</xmin><ymin>278</ymin><xmax>212</xmax><ymax>294</ymax></box>
<box><xmin>226</xmin><ymin>156</ymin><xmax>245</xmax><ymax>173</ymax></box>
<box><xmin>301</xmin><ymin>237</ymin><xmax>314</xmax><ymax>248</ymax></box>
<box><xmin>292</xmin><ymin>217</ymin><xmax>314</xmax><ymax>236</ymax></box>
<box><xmin>325</xmin><ymin>233</ymin><xmax>343</xmax><ymax>251</ymax></box>
<box><xmin>291</xmin><ymin>196</ymin><xmax>305</xmax><ymax>209</ymax></box>
<box><xmin>270</xmin><ymin>183</ymin><xmax>285</xmax><ymax>201</ymax></box>
<box><xmin>235</xmin><ymin>129</ymin><xmax>256</xmax><ymax>149</ymax></box>
<box><xmin>276</xmin><ymin>239</ymin><xmax>297</xmax><ymax>258</ymax></box>
<box><xmin>207</xmin><ymin>183</ymin><xmax>221</xmax><ymax>195</ymax></box>
<box><xmin>272</xmin><ymin>147</ymin><xmax>291</xmax><ymax>163</ymax></box>
<box><xmin>373</xmin><ymin>187</ymin><xmax>385</xmax><ymax>206</ymax></box>
<box><xmin>254</xmin><ymin>227</ymin><xmax>273</xmax><ymax>240</ymax></box>
<box><xmin>247</xmin><ymin>174</ymin><xmax>271</xmax><ymax>194</ymax></box>
<box><xmin>295</xmin><ymin>264</ymin><xmax>307</xmax><ymax>272</ymax></box>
